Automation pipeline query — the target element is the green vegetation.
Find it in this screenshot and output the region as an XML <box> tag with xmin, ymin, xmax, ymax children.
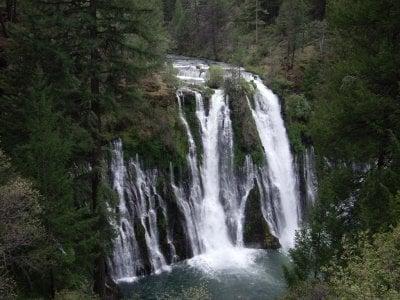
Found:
<box><xmin>180</xmin><ymin>91</ymin><xmax>203</xmax><ymax>160</ymax></box>
<box><xmin>224</xmin><ymin>73</ymin><xmax>264</xmax><ymax>167</ymax></box>
<box><xmin>282</xmin><ymin>0</ymin><xmax>400</xmax><ymax>297</ymax></box>
<box><xmin>0</xmin><ymin>0</ymin><xmax>166</xmax><ymax>297</ymax></box>
<box><xmin>121</xmin><ymin>73</ymin><xmax>188</xmax><ymax>169</ymax></box>
<box><xmin>206</xmin><ymin>65</ymin><xmax>225</xmax><ymax>89</ymax></box>
<box><xmin>0</xmin><ymin>0</ymin><xmax>399</xmax><ymax>298</ymax></box>
<box><xmin>165</xmin><ymin>0</ymin><xmax>400</xmax><ymax>297</ymax></box>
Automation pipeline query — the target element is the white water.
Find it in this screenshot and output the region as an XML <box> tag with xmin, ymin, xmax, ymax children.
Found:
<box><xmin>236</xmin><ymin>155</ymin><xmax>256</xmax><ymax>247</ymax></box>
<box><xmin>109</xmin><ymin>140</ymin><xmax>143</xmax><ymax>282</ymax></box>
<box><xmin>304</xmin><ymin>147</ymin><xmax>317</xmax><ymax>205</ymax></box>
<box><xmin>247</xmin><ymin>77</ymin><xmax>300</xmax><ymax>250</ymax></box>
<box><xmin>109</xmin><ymin>57</ymin><xmax>316</xmax><ymax>282</ymax></box>
<box><xmin>196</xmin><ymin>90</ymin><xmax>234</xmax><ymax>251</ymax></box>
<box><xmin>174</xmin><ymin>88</ymin><xmax>261</xmax><ymax>271</ymax></box>
<box><xmin>109</xmin><ymin>141</ymin><xmax>173</xmax><ymax>282</ymax></box>
<box><xmin>175</xmin><ymin>90</ymin><xmax>203</xmax><ymax>255</ymax></box>
<box><xmin>131</xmin><ymin>159</ymin><xmax>170</xmax><ymax>274</ymax></box>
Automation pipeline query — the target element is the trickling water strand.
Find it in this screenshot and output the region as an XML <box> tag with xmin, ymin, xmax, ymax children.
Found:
<box><xmin>158</xmin><ymin>191</ymin><xmax>178</xmax><ymax>263</ymax></box>
<box><xmin>304</xmin><ymin>147</ymin><xmax>317</xmax><ymax>205</ymax></box>
<box><xmin>246</xmin><ymin>78</ymin><xmax>300</xmax><ymax>250</ymax></box>
<box><xmin>217</xmin><ymin>95</ymin><xmax>240</xmax><ymax>242</ymax></box>
<box><xmin>255</xmin><ymin>165</ymin><xmax>282</xmax><ymax>238</ymax></box>
<box><xmin>236</xmin><ymin>155</ymin><xmax>256</xmax><ymax>246</ymax></box>
<box><xmin>176</xmin><ymin>91</ymin><xmax>203</xmax><ymax>255</ymax></box>
<box><xmin>131</xmin><ymin>159</ymin><xmax>170</xmax><ymax>274</ymax></box>
<box><xmin>170</xmin><ymin>165</ymin><xmax>201</xmax><ymax>256</ymax></box>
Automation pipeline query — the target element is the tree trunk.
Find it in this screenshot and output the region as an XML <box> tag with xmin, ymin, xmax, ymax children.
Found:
<box><xmin>255</xmin><ymin>0</ymin><xmax>258</xmax><ymax>45</ymax></box>
<box><xmin>0</xmin><ymin>14</ymin><xmax>8</xmax><ymax>38</ymax></box>
<box><xmin>6</xmin><ymin>0</ymin><xmax>16</xmax><ymax>22</ymax></box>
<box><xmin>88</xmin><ymin>1</ymin><xmax>106</xmax><ymax>297</ymax></box>
<box><xmin>94</xmin><ymin>254</ymin><xmax>106</xmax><ymax>298</ymax></box>
<box><xmin>89</xmin><ymin>0</ymin><xmax>101</xmax><ymax>213</ymax></box>
<box><xmin>211</xmin><ymin>8</ymin><xmax>218</xmax><ymax>60</ymax></box>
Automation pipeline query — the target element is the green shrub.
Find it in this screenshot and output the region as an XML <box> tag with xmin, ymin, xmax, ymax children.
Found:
<box><xmin>329</xmin><ymin>225</ymin><xmax>400</xmax><ymax>299</ymax></box>
<box><xmin>285</xmin><ymin>94</ymin><xmax>311</xmax><ymax>122</ymax></box>
<box><xmin>206</xmin><ymin>65</ymin><xmax>225</xmax><ymax>89</ymax></box>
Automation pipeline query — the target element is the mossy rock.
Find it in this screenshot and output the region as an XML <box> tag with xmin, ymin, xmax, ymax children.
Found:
<box><xmin>243</xmin><ymin>183</ymin><xmax>281</xmax><ymax>249</ymax></box>
<box><xmin>224</xmin><ymin>76</ymin><xmax>265</xmax><ymax>167</ymax></box>
<box><xmin>162</xmin><ymin>178</ymin><xmax>192</xmax><ymax>259</ymax></box>
<box><xmin>133</xmin><ymin>216</ymin><xmax>152</xmax><ymax>275</ymax></box>
<box><xmin>180</xmin><ymin>90</ymin><xmax>203</xmax><ymax>161</ymax></box>
<box><xmin>120</xmin><ymin>75</ymin><xmax>189</xmax><ymax>170</ymax></box>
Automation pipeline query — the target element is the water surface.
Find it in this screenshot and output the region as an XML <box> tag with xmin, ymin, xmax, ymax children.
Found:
<box><xmin>119</xmin><ymin>249</ymin><xmax>288</xmax><ymax>299</ymax></box>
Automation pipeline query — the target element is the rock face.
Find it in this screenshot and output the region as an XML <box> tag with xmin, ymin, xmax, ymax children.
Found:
<box><xmin>244</xmin><ymin>183</ymin><xmax>281</xmax><ymax>249</ymax></box>
<box><xmin>107</xmin><ymin>57</ymin><xmax>317</xmax><ymax>283</ymax></box>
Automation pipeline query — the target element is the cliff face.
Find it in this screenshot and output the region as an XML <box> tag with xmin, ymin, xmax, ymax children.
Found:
<box><xmin>106</xmin><ymin>59</ymin><xmax>317</xmax><ymax>283</ymax></box>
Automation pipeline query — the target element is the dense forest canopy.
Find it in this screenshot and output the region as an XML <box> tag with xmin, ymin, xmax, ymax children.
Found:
<box><xmin>0</xmin><ymin>0</ymin><xmax>399</xmax><ymax>298</ymax></box>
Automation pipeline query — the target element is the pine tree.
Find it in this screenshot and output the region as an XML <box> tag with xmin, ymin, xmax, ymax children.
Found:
<box><xmin>276</xmin><ymin>0</ymin><xmax>309</xmax><ymax>70</ymax></box>
<box><xmin>0</xmin><ymin>0</ymin><xmax>166</xmax><ymax>296</ymax></box>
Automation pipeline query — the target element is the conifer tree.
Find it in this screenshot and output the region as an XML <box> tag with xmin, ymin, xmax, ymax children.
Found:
<box><xmin>0</xmin><ymin>0</ymin><xmax>166</xmax><ymax>296</ymax></box>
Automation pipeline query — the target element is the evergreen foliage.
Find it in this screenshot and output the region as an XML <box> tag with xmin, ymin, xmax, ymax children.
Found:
<box><xmin>0</xmin><ymin>0</ymin><xmax>399</xmax><ymax>297</ymax></box>
<box><xmin>0</xmin><ymin>0</ymin><xmax>166</xmax><ymax>296</ymax></box>
<box><xmin>283</xmin><ymin>0</ymin><xmax>400</xmax><ymax>297</ymax></box>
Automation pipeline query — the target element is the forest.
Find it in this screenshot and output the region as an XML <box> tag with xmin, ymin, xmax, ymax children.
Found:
<box><xmin>0</xmin><ymin>0</ymin><xmax>399</xmax><ymax>299</ymax></box>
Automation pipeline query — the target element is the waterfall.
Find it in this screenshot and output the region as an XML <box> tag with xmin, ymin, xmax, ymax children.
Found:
<box><xmin>130</xmin><ymin>159</ymin><xmax>169</xmax><ymax>274</ymax></box>
<box><xmin>246</xmin><ymin>77</ymin><xmax>300</xmax><ymax>250</ymax></box>
<box><xmin>109</xmin><ymin>141</ymin><xmax>170</xmax><ymax>281</ymax></box>
<box><xmin>304</xmin><ymin>147</ymin><xmax>317</xmax><ymax>205</ymax></box>
<box><xmin>108</xmin><ymin>57</ymin><xmax>317</xmax><ymax>282</ymax></box>
<box><xmin>109</xmin><ymin>140</ymin><xmax>144</xmax><ymax>282</ymax></box>
<box><xmin>197</xmin><ymin>89</ymin><xmax>234</xmax><ymax>251</ymax></box>
<box><xmin>236</xmin><ymin>155</ymin><xmax>256</xmax><ymax>246</ymax></box>
<box><xmin>175</xmin><ymin>91</ymin><xmax>203</xmax><ymax>255</ymax></box>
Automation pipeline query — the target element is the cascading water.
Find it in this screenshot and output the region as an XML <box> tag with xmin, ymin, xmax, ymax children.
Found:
<box><xmin>109</xmin><ymin>57</ymin><xmax>317</xmax><ymax>285</ymax></box>
<box><xmin>236</xmin><ymin>155</ymin><xmax>256</xmax><ymax>246</ymax></box>
<box><xmin>303</xmin><ymin>147</ymin><xmax>318</xmax><ymax>205</ymax></box>
<box><xmin>109</xmin><ymin>140</ymin><xmax>144</xmax><ymax>282</ymax></box>
<box><xmin>109</xmin><ymin>141</ymin><xmax>171</xmax><ymax>282</ymax></box>
<box><xmin>246</xmin><ymin>77</ymin><xmax>301</xmax><ymax>250</ymax></box>
<box><xmin>196</xmin><ymin>89</ymin><xmax>233</xmax><ymax>251</ymax></box>
<box><xmin>131</xmin><ymin>159</ymin><xmax>169</xmax><ymax>274</ymax></box>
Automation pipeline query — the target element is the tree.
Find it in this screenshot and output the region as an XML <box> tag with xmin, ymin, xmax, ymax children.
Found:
<box><xmin>287</xmin><ymin>0</ymin><xmax>400</xmax><ymax>295</ymax></box>
<box><xmin>0</xmin><ymin>0</ymin><xmax>167</xmax><ymax>296</ymax></box>
<box><xmin>330</xmin><ymin>225</ymin><xmax>400</xmax><ymax>298</ymax></box>
<box><xmin>171</xmin><ymin>0</ymin><xmax>192</xmax><ymax>53</ymax></box>
<box><xmin>0</xmin><ymin>149</ymin><xmax>47</xmax><ymax>298</ymax></box>
<box><xmin>276</xmin><ymin>0</ymin><xmax>309</xmax><ymax>71</ymax></box>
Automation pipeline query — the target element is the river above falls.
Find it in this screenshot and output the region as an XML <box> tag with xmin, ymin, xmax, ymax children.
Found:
<box><xmin>119</xmin><ymin>249</ymin><xmax>288</xmax><ymax>299</ymax></box>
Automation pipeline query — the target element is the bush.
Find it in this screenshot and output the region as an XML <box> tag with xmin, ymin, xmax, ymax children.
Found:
<box><xmin>329</xmin><ymin>225</ymin><xmax>400</xmax><ymax>299</ymax></box>
<box><xmin>206</xmin><ymin>65</ymin><xmax>224</xmax><ymax>89</ymax></box>
<box><xmin>285</xmin><ymin>94</ymin><xmax>311</xmax><ymax>122</ymax></box>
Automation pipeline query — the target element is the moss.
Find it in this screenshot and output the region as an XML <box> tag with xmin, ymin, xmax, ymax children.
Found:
<box><xmin>224</xmin><ymin>76</ymin><xmax>265</xmax><ymax>167</ymax></box>
<box><xmin>120</xmin><ymin>75</ymin><xmax>189</xmax><ymax>170</ymax></box>
<box><xmin>181</xmin><ymin>91</ymin><xmax>203</xmax><ymax>161</ymax></box>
